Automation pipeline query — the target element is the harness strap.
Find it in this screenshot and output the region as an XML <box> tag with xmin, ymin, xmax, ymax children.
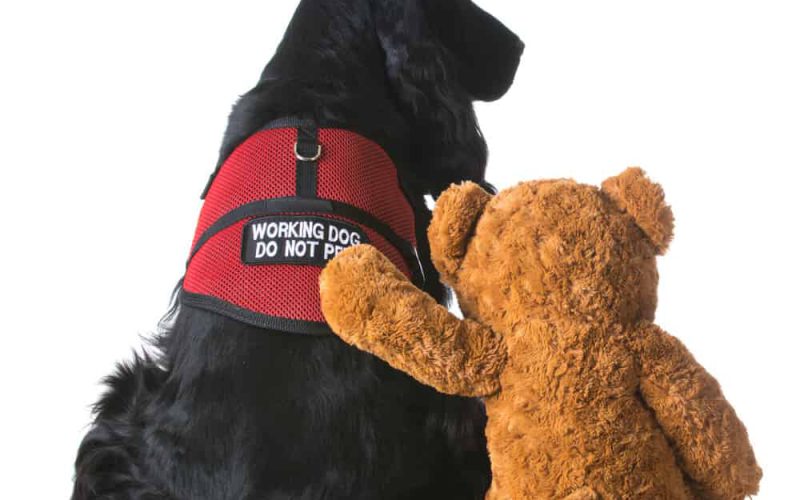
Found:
<box><xmin>181</xmin><ymin>292</ymin><xmax>335</xmax><ymax>336</ymax></box>
<box><xmin>295</xmin><ymin>122</ymin><xmax>320</xmax><ymax>198</ymax></box>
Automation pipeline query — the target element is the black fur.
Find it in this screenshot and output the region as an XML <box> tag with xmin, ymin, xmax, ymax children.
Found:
<box><xmin>73</xmin><ymin>1</ymin><xmax>522</xmax><ymax>498</ymax></box>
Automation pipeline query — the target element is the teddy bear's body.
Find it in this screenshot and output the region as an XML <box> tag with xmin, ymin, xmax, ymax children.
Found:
<box><xmin>320</xmin><ymin>169</ymin><xmax>761</xmax><ymax>499</ymax></box>
<box><xmin>486</xmin><ymin>319</ymin><xmax>689</xmax><ymax>499</ymax></box>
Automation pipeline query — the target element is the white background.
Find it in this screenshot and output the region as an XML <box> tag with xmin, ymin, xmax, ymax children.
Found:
<box><xmin>1</xmin><ymin>1</ymin><xmax>798</xmax><ymax>498</ymax></box>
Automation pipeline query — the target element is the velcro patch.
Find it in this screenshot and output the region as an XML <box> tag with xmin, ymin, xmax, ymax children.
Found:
<box><xmin>242</xmin><ymin>215</ymin><xmax>368</xmax><ymax>266</ymax></box>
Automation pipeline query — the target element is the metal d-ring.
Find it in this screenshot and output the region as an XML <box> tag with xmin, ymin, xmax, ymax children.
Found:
<box><xmin>294</xmin><ymin>142</ymin><xmax>322</xmax><ymax>162</ymax></box>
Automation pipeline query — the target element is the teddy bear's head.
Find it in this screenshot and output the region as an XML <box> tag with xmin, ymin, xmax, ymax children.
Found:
<box><xmin>429</xmin><ymin>168</ymin><xmax>674</xmax><ymax>331</ymax></box>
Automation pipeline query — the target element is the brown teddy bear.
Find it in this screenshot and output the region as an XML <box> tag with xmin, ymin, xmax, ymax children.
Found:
<box><xmin>319</xmin><ymin>168</ymin><xmax>761</xmax><ymax>499</ymax></box>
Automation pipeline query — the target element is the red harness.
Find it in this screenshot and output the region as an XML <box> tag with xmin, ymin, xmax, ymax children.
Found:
<box><xmin>183</xmin><ymin>121</ymin><xmax>422</xmax><ymax>335</ymax></box>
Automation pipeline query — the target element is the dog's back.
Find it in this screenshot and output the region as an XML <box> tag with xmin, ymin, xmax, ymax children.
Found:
<box><xmin>73</xmin><ymin>1</ymin><xmax>523</xmax><ymax>498</ymax></box>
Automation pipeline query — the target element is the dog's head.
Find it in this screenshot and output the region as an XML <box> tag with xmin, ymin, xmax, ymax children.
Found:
<box><xmin>375</xmin><ymin>0</ymin><xmax>523</xmax><ymax>102</ymax></box>
<box><xmin>373</xmin><ymin>0</ymin><xmax>524</xmax><ymax>194</ymax></box>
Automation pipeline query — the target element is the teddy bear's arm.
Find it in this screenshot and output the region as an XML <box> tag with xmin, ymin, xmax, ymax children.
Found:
<box><xmin>320</xmin><ymin>245</ymin><xmax>507</xmax><ymax>397</ymax></box>
<box><xmin>629</xmin><ymin>322</ymin><xmax>761</xmax><ymax>499</ymax></box>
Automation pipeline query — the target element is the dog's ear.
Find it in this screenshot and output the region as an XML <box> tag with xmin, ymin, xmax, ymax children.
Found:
<box><xmin>373</xmin><ymin>0</ymin><xmax>522</xmax><ymax>194</ymax></box>
<box><xmin>428</xmin><ymin>181</ymin><xmax>492</xmax><ymax>284</ymax></box>
<box><xmin>420</xmin><ymin>1</ymin><xmax>524</xmax><ymax>101</ymax></box>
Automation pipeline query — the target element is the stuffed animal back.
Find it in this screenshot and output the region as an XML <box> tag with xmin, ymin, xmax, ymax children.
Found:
<box><xmin>320</xmin><ymin>168</ymin><xmax>761</xmax><ymax>499</ymax></box>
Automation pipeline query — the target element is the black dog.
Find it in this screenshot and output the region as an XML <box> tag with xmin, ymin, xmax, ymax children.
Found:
<box><xmin>73</xmin><ymin>1</ymin><xmax>522</xmax><ymax>498</ymax></box>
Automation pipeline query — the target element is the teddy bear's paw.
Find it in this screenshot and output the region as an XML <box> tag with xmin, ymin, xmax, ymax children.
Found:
<box><xmin>323</xmin><ymin>244</ymin><xmax>403</xmax><ymax>285</ymax></box>
<box><xmin>322</xmin><ymin>245</ymin><xmax>385</xmax><ymax>294</ymax></box>
<box><xmin>320</xmin><ymin>244</ymin><xmax>414</xmax><ymax>339</ymax></box>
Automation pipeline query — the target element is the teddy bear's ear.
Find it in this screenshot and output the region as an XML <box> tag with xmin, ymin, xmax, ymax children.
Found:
<box><xmin>601</xmin><ymin>168</ymin><xmax>674</xmax><ymax>255</ymax></box>
<box><xmin>428</xmin><ymin>181</ymin><xmax>492</xmax><ymax>283</ymax></box>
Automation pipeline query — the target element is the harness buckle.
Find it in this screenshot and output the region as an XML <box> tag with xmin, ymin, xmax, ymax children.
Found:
<box><xmin>295</xmin><ymin>142</ymin><xmax>322</xmax><ymax>162</ymax></box>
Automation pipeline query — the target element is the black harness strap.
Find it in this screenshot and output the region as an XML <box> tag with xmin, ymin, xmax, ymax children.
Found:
<box><xmin>295</xmin><ymin>122</ymin><xmax>320</xmax><ymax>198</ymax></box>
<box><xmin>181</xmin><ymin>292</ymin><xmax>335</xmax><ymax>336</ymax></box>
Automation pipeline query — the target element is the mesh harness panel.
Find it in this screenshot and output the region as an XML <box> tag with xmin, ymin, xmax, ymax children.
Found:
<box><xmin>183</xmin><ymin>122</ymin><xmax>422</xmax><ymax>335</ymax></box>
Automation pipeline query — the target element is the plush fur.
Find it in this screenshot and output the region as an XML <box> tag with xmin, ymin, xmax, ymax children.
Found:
<box><xmin>320</xmin><ymin>169</ymin><xmax>762</xmax><ymax>499</ymax></box>
<box><xmin>72</xmin><ymin>1</ymin><xmax>523</xmax><ymax>498</ymax></box>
